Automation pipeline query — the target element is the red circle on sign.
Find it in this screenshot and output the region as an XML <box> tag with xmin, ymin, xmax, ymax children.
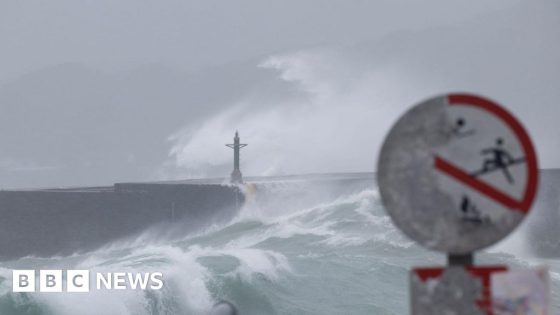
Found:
<box><xmin>445</xmin><ymin>93</ymin><xmax>539</xmax><ymax>213</ymax></box>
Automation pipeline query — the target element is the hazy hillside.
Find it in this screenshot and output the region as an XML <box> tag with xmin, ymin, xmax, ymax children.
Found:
<box><xmin>0</xmin><ymin>2</ymin><xmax>558</xmax><ymax>188</ymax></box>
<box><xmin>0</xmin><ymin>61</ymin><xmax>295</xmax><ymax>188</ymax></box>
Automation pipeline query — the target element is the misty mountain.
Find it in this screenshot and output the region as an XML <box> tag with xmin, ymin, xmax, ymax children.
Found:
<box><xmin>0</xmin><ymin>61</ymin><xmax>296</xmax><ymax>188</ymax></box>
<box><xmin>0</xmin><ymin>0</ymin><xmax>558</xmax><ymax>188</ymax></box>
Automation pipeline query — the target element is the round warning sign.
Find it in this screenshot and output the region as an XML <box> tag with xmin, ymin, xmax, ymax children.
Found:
<box><xmin>378</xmin><ymin>93</ymin><xmax>538</xmax><ymax>254</ymax></box>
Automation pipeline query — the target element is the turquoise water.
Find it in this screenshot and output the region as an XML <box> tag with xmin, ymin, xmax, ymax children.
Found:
<box><xmin>0</xmin><ymin>183</ymin><xmax>557</xmax><ymax>314</ymax></box>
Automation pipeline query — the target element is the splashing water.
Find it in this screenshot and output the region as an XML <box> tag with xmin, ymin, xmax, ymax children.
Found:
<box><xmin>0</xmin><ymin>180</ymin><xmax>558</xmax><ymax>315</ymax></box>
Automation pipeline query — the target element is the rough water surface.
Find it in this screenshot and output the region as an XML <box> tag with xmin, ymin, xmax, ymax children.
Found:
<box><xmin>0</xmin><ymin>179</ymin><xmax>557</xmax><ymax>315</ymax></box>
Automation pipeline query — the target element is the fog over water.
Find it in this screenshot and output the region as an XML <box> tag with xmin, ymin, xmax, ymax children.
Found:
<box><xmin>0</xmin><ymin>1</ymin><xmax>558</xmax><ymax>187</ymax></box>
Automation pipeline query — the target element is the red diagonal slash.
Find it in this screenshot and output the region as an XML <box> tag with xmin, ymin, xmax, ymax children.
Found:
<box><xmin>434</xmin><ymin>157</ymin><xmax>522</xmax><ymax>210</ymax></box>
<box><xmin>432</xmin><ymin>94</ymin><xmax>538</xmax><ymax>214</ymax></box>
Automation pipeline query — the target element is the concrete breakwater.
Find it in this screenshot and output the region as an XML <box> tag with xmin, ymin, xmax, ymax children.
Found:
<box><xmin>0</xmin><ymin>182</ymin><xmax>243</xmax><ymax>260</ymax></box>
<box><xmin>0</xmin><ymin>173</ymin><xmax>375</xmax><ymax>260</ymax></box>
<box><xmin>0</xmin><ymin>170</ymin><xmax>556</xmax><ymax>261</ymax></box>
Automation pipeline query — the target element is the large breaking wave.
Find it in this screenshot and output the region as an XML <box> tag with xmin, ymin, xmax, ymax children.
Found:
<box><xmin>0</xmin><ymin>180</ymin><xmax>557</xmax><ymax>315</ymax></box>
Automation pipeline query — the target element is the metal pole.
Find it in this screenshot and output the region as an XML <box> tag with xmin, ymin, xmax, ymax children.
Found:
<box><xmin>447</xmin><ymin>253</ymin><xmax>474</xmax><ymax>266</ymax></box>
<box><xmin>234</xmin><ymin>132</ymin><xmax>240</xmax><ymax>171</ymax></box>
<box><xmin>226</xmin><ymin>131</ymin><xmax>247</xmax><ymax>184</ymax></box>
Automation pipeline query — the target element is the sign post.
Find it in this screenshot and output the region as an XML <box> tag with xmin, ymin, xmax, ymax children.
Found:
<box><xmin>377</xmin><ymin>93</ymin><xmax>548</xmax><ymax>315</ymax></box>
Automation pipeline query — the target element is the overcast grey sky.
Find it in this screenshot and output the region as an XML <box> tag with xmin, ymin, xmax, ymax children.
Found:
<box><xmin>0</xmin><ymin>1</ymin><xmax>558</xmax><ymax>187</ymax></box>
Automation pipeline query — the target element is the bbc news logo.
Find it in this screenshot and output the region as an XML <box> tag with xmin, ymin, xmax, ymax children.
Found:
<box><xmin>13</xmin><ymin>270</ymin><xmax>164</xmax><ymax>292</ymax></box>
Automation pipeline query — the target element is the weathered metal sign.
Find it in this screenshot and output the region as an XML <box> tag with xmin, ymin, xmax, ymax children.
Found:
<box><xmin>411</xmin><ymin>266</ymin><xmax>549</xmax><ymax>315</ymax></box>
<box><xmin>378</xmin><ymin>93</ymin><xmax>538</xmax><ymax>253</ymax></box>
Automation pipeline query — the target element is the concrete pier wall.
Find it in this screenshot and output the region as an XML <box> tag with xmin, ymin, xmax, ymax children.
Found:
<box><xmin>525</xmin><ymin>169</ymin><xmax>560</xmax><ymax>257</ymax></box>
<box><xmin>0</xmin><ymin>170</ymin><xmax>556</xmax><ymax>260</ymax></box>
<box><xmin>0</xmin><ymin>183</ymin><xmax>243</xmax><ymax>260</ymax></box>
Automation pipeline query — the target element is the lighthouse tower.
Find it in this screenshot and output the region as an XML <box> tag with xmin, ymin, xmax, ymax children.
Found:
<box><xmin>225</xmin><ymin>131</ymin><xmax>247</xmax><ymax>183</ymax></box>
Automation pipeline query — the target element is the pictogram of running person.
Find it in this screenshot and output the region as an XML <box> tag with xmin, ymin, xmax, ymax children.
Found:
<box><xmin>471</xmin><ymin>137</ymin><xmax>525</xmax><ymax>184</ymax></box>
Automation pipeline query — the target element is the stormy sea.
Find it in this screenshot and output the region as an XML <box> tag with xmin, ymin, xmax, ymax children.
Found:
<box><xmin>0</xmin><ymin>174</ymin><xmax>557</xmax><ymax>315</ymax></box>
